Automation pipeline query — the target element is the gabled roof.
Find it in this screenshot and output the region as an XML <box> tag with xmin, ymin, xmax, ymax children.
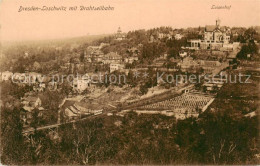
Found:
<box><xmin>213</xmin><ymin>28</ymin><xmax>223</xmax><ymax>33</ymax></box>
<box><xmin>105</xmin><ymin>52</ymin><xmax>122</xmax><ymax>59</ymax></box>
<box><xmin>205</xmin><ymin>25</ymin><xmax>216</xmax><ymax>32</ymax></box>
<box><xmin>231</xmin><ymin>28</ymin><xmax>245</xmax><ymax>35</ymax></box>
<box><xmin>106</xmin><ymin>52</ymin><xmax>119</xmax><ymax>56</ymax></box>
<box><xmin>205</xmin><ymin>25</ymin><xmax>230</xmax><ymax>33</ymax></box>
<box><xmin>60</xmin><ymin>99</ymin><xmax>103</xmax><ymax>113</ymax></box>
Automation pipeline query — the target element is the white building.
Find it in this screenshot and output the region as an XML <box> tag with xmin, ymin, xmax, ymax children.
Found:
<box><xmin>72</xmin><ymin>75</ymin><xmax>91</xmax><ymax>92</ymax></box>
<box><xmin>175</xmin><ymin>33</ymin><xmax>183</xmax><ymax>40</ymax></box>
<box><xmin>179</xmin><ymin>51</ymin><xmax>188</xmax><ymax>58</ymax></box>
<box><xmin>110</xmin><ymin>63</ymin><xmax>125</xmax><ymax>73</ymax></box>
<box><xmin>188</xmin><ymin>19</ymin><xmax>232</xmax><ymax>50</ymax></box>
<box><xmin>102</xmin><ymin>52</ymin><xmax>122</xmax><ymax>64</ymax></box>
<box><xmin>124</xmin><ymin>56</ymin><xmax>138</xmax><ymax>64</ymax></box>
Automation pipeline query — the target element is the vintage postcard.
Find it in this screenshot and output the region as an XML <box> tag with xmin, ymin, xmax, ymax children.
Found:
<box><xmin>0</xmin><ymin>0</ymin><xmax>259</xmax><ymax>165</ymax></box>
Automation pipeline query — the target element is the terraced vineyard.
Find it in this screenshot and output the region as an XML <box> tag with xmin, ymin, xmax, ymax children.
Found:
<box><xmin>139</xmin><ymin>93</ymin><xmax>214</xmax><ymax>111</ymax></box>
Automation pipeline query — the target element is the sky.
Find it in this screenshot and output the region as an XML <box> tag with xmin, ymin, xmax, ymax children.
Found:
<box><xmin>0</xmin><ymin>0</ymin><xmax>259</xmax><ymax>41</ymax></box>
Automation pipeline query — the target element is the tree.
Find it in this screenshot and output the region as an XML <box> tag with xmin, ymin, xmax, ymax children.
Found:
<box><xmin>60</xmin><ymin>81</ymin><xmax>73</xmax><ymax>97</ymax></box>
<box><xmin>31</xmin><ymin>108</ymin><xmax>41</xmax><ymax>129</ymax></box>
<box><xmin>80</xmin><ymin>51</ymin><xmax>85</xmax><ymax>62</ymax></box>
<box><xmin>1</xmin><ymin>106</ymin><xmax>24</xmax><ymax>164</ymax></box>
<box><xmin>40</xmin><ymin>90</ymin><xmax>64</xmax><ymax>124</ymax></box>
<box><xmin>127</xmin><ymin>70</ymin><xmax>137</xmax><ymax>87</ymax></box>
<box><xmin>139</xmin><ymin>84</ymin><xmax>148</xmax><ymax>95</ymax></box>
<box><xmin>33</xmin><ymin>61</ymin><xmax>41</xmax><ymax>71</ymax></box>
<box><xmin>237</xmin><ymin>41</ymin><xmax>258</xmax><ymax>59</ymax></box>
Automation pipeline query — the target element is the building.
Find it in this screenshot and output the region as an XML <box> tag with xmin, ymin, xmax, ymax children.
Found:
<box><xmin>72</xmin><ymin>75</ymin><xmax>91</xmax><ymax>92</ymax></box>
<box><xmin>22</xmin><ymin>96</ymin><xmax>42</xmax><ymax>111</ymax></box>
<box><xmin>175</xmin><ymin>33</ymin><xmax>183</xmax><ymax>40</ymax></box>
<box><xmin>21</xmin><ymin>96</ymin><xmax>44</xmax><ymax>126</ymax></box>
<box><xmin>102</xmin><ymin>52</ymin><xmax>122</xmax><ymax>64</ymax></box>
<box><xmin>87</xmin><ymin>46</ymin><xmax>100</xmax><ymax>52</ymax></box>
<box><xmin>85</xmin><ymin>48</ymin><xmax>104</xmax><ymax>63</ymax></box>
<box><xmin>157</xmin><ymin>32</ymin><xmax>172</xmax><ymax>40</ymax></box>
<box><xmin>99</xmin><ymin>42</ymin><xmax>109</xmax><ymax>49</ymax></box>
<box><xmin>115</xmin><ymin>27</ymin><xmax>126</xmax><ymax>41</ymax></box>
<box><xmin>110</xmin><ymin>63</ymin><xmax>125</xmax><ymax>73</ymax></box>
<box><xmin>188</xmin><ymin>19</ymin><xmax>231</xmax><ymax>50</ymax></box>
<box><xmin>179</xmin><ymin>51</ymin><xmax>188</xmax><ymax>58</ymax></box>
<box><xmin>124</xmin><ymin>55</ymin><xmax>138</xmax><ymax>64</ymax></box>
<box><xmin>58</xmin><ymin>99</ymin><xmax>103</xmax><ymax>123</ymax></box>
<box><xmin>157</xmin><ymin>33</ymin><xmax>164</xmax><ymax>39</ymax></box>
<box><xmin>188</xmin><ymin>39</ymin><xmax>201</xmax><ymax>50</ymax></box>
<box><xmin>47</xmin><ymin>81</ymin><xmax>58</xmax><ymax>91</ymax></box>
<box><xmin>149</xmin><ymin>35</ymin><xmax>156</xmax><ymax>43</ymax></box>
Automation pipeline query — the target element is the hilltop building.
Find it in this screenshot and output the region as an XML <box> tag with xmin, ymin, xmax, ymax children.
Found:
<box><xmin>188</xmin><ymin>19</ymin><xmax>232</xmax><ymax>50</ymax></box>
<box><xmin>115</xmin><ymin>27</ymin><xmax>126</xmax><ymax>41</ymax></box>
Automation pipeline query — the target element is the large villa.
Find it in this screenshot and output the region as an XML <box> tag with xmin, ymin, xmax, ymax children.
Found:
<box><xmin>188</xmin><ymin>19</ymin><xmax>239</xmax><ymax>51</ymax></box>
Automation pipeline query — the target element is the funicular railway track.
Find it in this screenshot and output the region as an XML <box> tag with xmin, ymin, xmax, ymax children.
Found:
<box><xmin>121</xmin><ymin>84</ymin><xmax>194</xmax><ymax>110</ymax></box>
<box><xmin>22</xmin><ymin>109</ymin><xmax>117</xmax><ymax>135</ymax></box>
<box><xmin>22</xmin><ymin>85</ymin><xmax>194</xmax><ymax>135</ymax></box>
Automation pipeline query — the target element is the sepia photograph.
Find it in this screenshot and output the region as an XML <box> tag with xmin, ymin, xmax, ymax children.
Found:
<box><xmin>0</xmin><ymin>0</ymin><xmax>260</xmax><ymax>165</ymax></box>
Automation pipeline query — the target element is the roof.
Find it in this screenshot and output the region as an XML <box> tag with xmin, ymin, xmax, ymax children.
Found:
<box><xmin>205</xmin><ymin>25</ymin><xmax>216</xmax><ymax>32</ymax></box>
<box><xmin>245</xmin><ymin>111</ymin><xmax>256</xmax><ymax>118</ymax></box>
<box><xmin>65</xmin><ymin>108</ymin><xmax>78</xmax><ymax>117</ymax></box>
<box><xmin>205</xmin><ymin>25</ymin><xmax>230</xmax><ymax>33</ymax></box>
<box><xmin>60</xmin><ymin>99</ymin><xmax>103</xmax><ymax>112</ymax></box>
<box><xmin>105</xmin><ymin>52</ymin><xmax>120</xmax><ymax>57</ymax></box>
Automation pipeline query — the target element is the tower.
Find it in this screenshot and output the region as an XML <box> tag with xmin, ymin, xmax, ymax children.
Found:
<box><xmin>117</xmin><ymin>27</ymin><xmax>122</xmax><ymax>34</ymax></box>
<box><xmin>216</xmin><ymin>19</ymin><xmax>221</xmax><ymax>28</ymax></box>
<box><xmin>116</xmin><ymin>27</ymin><xmax>125</xmax><ymax>40</ymax></box>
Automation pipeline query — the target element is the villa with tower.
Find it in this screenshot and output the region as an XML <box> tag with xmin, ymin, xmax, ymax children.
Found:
<box><xmin>188</xmin><ymin>19</ymin><xmax>235</xmax><ymax>50</ymax></box>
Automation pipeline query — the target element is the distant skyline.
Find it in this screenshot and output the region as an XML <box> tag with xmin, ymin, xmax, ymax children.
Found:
<box><xmin>0</xmin><ymin>0</ymin><xmax>260</xmax><ymax>41</ymax></box>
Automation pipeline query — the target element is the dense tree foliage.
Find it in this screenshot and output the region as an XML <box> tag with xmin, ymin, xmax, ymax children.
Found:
<box><xmin>237</xmin><ymin>41</ymin><xmax>259</xmax><ymax>59</ymax></box>
<box><xmin>1</xmin><ymin>110</ymin><xmax>258</xmax><ymax>165</ymax></box>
